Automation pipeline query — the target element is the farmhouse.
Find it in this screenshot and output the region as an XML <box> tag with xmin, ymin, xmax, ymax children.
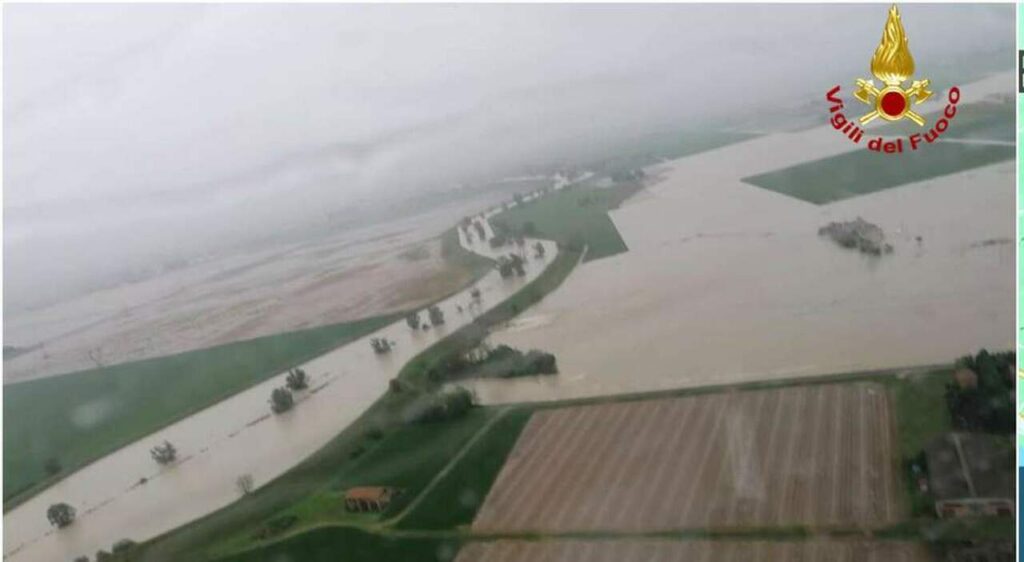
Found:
<box><xmin>924</xmin><ymin>433</ymin><xmax>1013</xmax><ymax>518</ymax></box>
<box><xmin>344</xmin><ymin>486</ymin><xmax>399</xmax><ymax>513</ymax></box>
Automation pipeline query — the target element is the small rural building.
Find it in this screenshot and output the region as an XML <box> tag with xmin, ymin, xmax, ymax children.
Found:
<box><xmin>925</xmin><ymin>432</ymin><xmax>1013</xmax><ymax>518</ymax></box>
<box><xmin>344</xmin><ymin>486</ymin><xmax>399</xmax><ymax>513</ymax></box>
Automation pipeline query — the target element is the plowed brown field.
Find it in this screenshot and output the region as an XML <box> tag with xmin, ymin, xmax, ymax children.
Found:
<box><xmin>472</xmin><ymin>383</ymin><xmax>903</xmax><ymax>532</ymax></box>
<box><xmin>455</xmin><ymin>539</ymin><xmax>931</xmax><ymax>562</ymax></box>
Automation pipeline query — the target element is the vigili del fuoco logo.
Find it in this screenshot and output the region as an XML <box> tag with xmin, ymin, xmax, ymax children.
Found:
<box><xmin>825</xmin><ymin>4</ymin><xmax>960</xmax><ymax>154</ymax></box>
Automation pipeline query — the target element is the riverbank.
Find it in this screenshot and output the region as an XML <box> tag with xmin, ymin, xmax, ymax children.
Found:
<box><xmin>2</xmin><ymin>213</ymin><xmax>563</xmax><ymax>561</ymax></box>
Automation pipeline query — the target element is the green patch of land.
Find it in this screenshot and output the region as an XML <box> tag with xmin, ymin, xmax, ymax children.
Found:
<box><xmin>217</xmin><ymin>526</ymin><xmax>457</xmax><ymax>562</ymax></box>
<box><xmin>492</xmin><ymin>184</ymin><xmax>635</xmax><ymax>262</ymax></box>
<box><xmin>743</xmin><ymin>141</ymin><xmax>1013</xmax><ymax>204</ymax></box>
<box><xmin>3</xmin><ymin>313</ymin><xmax>402</xmax><ymax>509</ymax></box>
<box><xmin>393</xmin><ymin>408</ymin><xmax>532</xmax><ymax>530</ymax></box>
<box><xmin>490</xmin><ymin>130</ymin><xmax>757</xmax><ymax>263</ymax></box>
<box><xmin>889</xmin><ymin>369</ymin><xmax>954</xmax><ymax>458</ymax></box>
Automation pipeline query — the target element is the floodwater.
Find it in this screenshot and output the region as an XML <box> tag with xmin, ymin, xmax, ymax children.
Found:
<box><xmin>4</xmin><ymin>194</ymin><xmax>512</xmax><ymax>383</ymax></box>
<box><xmin>2</xmin><ymin>226</ymin><xmax>557</xmax><ymax>562</ymax></box>
<box><xmin>465</xmin><ymin>73</ymin><xmax>1014</xmax><ymax>405</ymax></box>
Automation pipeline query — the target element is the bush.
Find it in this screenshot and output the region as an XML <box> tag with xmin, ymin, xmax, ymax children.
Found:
<box><xmin>404</xmin><ymin>387</ymin><xmax>474</xmax><ymax>424</ymax></box>
<box><xmin>428</xmin><ymin>305</ymin><xmax>445</xmax><ymax>326</ymax></box>
<box><xmin>236</xmin><ymin>474</ymin><xmax>254</xmax><ymax>495</ymax></box>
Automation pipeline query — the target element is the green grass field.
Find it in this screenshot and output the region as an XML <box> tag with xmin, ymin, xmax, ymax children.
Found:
<box><xmin>888</xmin><ymin>369</ymin><xmax>954</xmax><ymax>458</ymax></box>
<box><xmin>393</xmin><ymin>408</ymin><xmax>532</xmax><ymax>530</ymax></box>
<box><xmin>3</xmin><ymin>313</ymin><xmax>402</xmax><ymax>508</ymax></box>
<box><xmin>742</xmin><ymin>141</ymin><xmax>1013</xmax><ymax>204</ymax></box>
<box><xmin>492</xmin><ymin>185</ymin><xmax>633</xmax><ymax>262</ymax></box>
<box><xmin>217</xmin><ymin>526</ymin><xmax>456</xmax><ymax>562</ymax></box>
<box><xmin>742</xmin><ymin>100</ymin><xmax>1013</xmax><ymax>205</ymax></box>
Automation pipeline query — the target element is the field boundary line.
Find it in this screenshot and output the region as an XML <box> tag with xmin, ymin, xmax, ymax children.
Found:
<box><xmin>389</xmin><ymin>407</ymin><xmax>513</xmax><ymax>526</ymax></box>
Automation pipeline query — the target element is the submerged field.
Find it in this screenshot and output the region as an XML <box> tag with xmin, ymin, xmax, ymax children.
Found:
<box><xmin>3</xmin><ymin>313</ymin><xmax>401</xmax><ymax>507</ymax></box>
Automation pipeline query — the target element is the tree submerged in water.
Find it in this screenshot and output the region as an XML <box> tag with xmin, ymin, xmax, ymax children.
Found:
<box><xmin>428</xmin><ymin>305</ymin><xmax>445</xmax><ymax>326</ymax></box>
<box><xmin>370</xmin><ymin>337</ymin><xmax>393</xmax><ymax>354</ymax></box>
<box><xmin>269</xmin><ymin>387</ymin><xmax>294</xmax><ymax>414</ymax></box>
<box><xmin>46</xmin><ymin>502</ymin><xmax>76</xmax><ymax>528</ymax></box>
<box><xmin>150</xmin><ymin>440</ymin><xmax>177</xmax><ymax>465</ymax></box>
<box><xmin>285</xmin><ymin>368</ymin><xmax>308</xmax><ymax>391</ymax></box>
<box><xmin>405</xmin><ymin>312</ymin><xmax>421</xmax><ymax>330</ymax></box>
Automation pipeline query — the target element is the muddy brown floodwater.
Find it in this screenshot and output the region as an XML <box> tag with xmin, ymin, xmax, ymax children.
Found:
<box><xmin>465</xmin><ymin>73</ymin><xmax>1014</xmax><ymax>405</ymax></box>
<box><xmin>2</xmin><ymin>222</ymin><xmax>557</xmax><ymax>562</ymax></box>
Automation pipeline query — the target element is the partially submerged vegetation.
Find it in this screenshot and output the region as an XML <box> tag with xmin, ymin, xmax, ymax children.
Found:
<box><xmin>490</xmin><ymin>179</ymin><xmax>641</xmax><ymax>262</ymax></box>
<box><xmin>122</xmin><ymin>240</ymin><xmax>582</xmax><ymax>562</ymax></box>
<box><xmin>4</xmin><ymin>312</ymin><xmax>403</xmax><ymax>509</ymax></box>
<box><xmin>818</xmin><ymin>217</ymin><xmax>893</xmax><ymax>255</ymax></box>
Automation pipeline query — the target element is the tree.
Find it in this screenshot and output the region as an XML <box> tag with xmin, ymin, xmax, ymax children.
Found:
<box><xmin>405</xmin><ymin>312</ymin><xmax>421</xmax><ymax>330</ymax></box>
<box><xmin>269</xmin><ymin>387</ymin><xmax>294</xmax><ymax>414</ymax></box>
<box><xmin>470</xmin><ymin>287</ymin><xmax>481</xmax><ymax>300</ymax></box>
<box><xmin>945</xmin><ymin>350</ymin><xmax>1015</xmax><ymax>433</ymax></box>
<box><xmin>150</xmin><ymin>440</ymin><xmax>177</xmax><ymax>465</ymax></box>
<box><xmin>533</xmin><ymin>242</ymin><xmax>546</xmax><ymax>258</ymax></box>
<box><xmin>285</xmin><ymin>368</ymin><xmax>308</xmax><ymax>391</ymax></box>
<box><xmin>236</xmin><ymin>474</ymin><xmax>254</xmax><ymax>495</ymax></box>
<box><xmin>47</xmin><ymin>502</ymin><xmax>76</xmax><ymax>528</ymax></box>
<box><xmin>428</xmin><ymin>305</ymin><xmax>445</xmax><ymax>326</ymax></box>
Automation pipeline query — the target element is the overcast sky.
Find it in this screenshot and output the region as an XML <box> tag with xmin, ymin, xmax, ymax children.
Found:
<box><xmin>3</xmin><ymin>4</ymin><xmax>1013</xmax><ymax>310</ymax></box>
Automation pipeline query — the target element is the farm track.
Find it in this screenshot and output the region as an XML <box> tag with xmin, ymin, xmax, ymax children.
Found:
<box><xmin>471</xmin><ymin>383</ymin><xmax>904</xmax><ymax>533</ymax></box>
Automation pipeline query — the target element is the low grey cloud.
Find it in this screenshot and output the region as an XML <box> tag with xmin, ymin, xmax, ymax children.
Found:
<box><xmin>4</xmin><ymin>4</ymin><xmax>1012</xmax><ymax>310</ymax></box>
